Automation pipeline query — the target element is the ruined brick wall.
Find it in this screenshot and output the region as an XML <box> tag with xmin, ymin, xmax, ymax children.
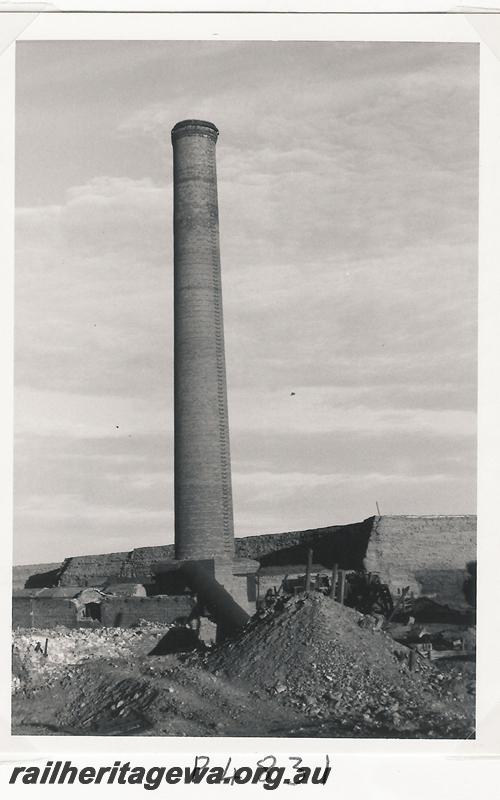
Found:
<box><xmin>14</xmin><ymin>516</ymin><xmax>477</xmax><ymax>612</ymax></box>
<box><xmin>13</xmin><ymin>598</ymin><xmax>78</xmax><ymax>628</ymax></box>
<box><xmin>13</xmin><ymin>595</ymin><xmax>195</xmax><ymax>629</ymax></box>
<box><xmin>12</xmin><ymin>598</ymin><xmax>31</xmax><ymax>627</ymax></box>
<box><xmin>127</xmin><ymin>545</ymin><xmax>175</xmax><ymax>579</ymax></box>
<box><xmin>364</xmin><ymin>515</ymin><xmax>476</xmax><ymax>608</ymax></box>
<box><xmin>235</xmin><ymin>526</ymin><xmax>345</xmax><ymax>561</ymax></box>
<box><xmin>16</xmin><ymin>525</ymin><xmax>368</xmax><ymax>589</ymax></box>
<box><xmin>100</xmin><ymin>595</ymin><xmax>195</xmax><ymax>627</ymax></box>
<box><xmin>12</xmin><ymin>562</ymin><xmax>62</xmax><ymax>590</ymax></box>
<box><xmin>58</xmin><ymin>552</ymin><xmax>131</xmax><ymax>587</ymax></box>
<box><xmin>257</xmin><ymin>519</ymin><xmax>373</xmax><ymax>571</ymax></box>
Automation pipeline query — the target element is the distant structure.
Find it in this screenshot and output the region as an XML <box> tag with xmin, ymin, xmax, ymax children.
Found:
<box><xmin>13</xmin><ymin>516</ymin><xmax>477</xmax><ymax>629</ymax></box>
<box><xmin>171</xmin><ymin>120</ymin><xmax>234</xmax><ymax>563</ymax></box>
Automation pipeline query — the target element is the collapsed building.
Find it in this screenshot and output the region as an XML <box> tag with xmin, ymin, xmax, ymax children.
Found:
<box><xmin>12</xmin><ymin>514</ymin><xmax>476</xmax><ymax>629</ymax></box>
<box><xmin>12</xmin><ymin>586</ymin><xmax>195</xmax><ymax>629</ymax></box>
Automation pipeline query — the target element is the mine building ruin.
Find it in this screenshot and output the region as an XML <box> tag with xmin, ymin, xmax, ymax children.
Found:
<box><xmin>13</xmin><ymin>515</ymin><xmax>476</xmax><ymax>629</ymax></box>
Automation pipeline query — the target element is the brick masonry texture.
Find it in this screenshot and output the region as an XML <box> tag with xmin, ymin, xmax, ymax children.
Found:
<box><xmin>51</xmin><ymin>527</ymin><xmax>354</xmax><ymax>587</ymax></box>
<box><xmin>364</xmin><ymin>515</ymin><xmax>476</xmax><ymax>607</ymax></box>
<box><xmin>14</xmin><ymin>516</ymin><xmax>476</xmax><ymax>610</ymax></box>
<box><xmin>13</xmin><ymin>595</ymin><xmax>195</xmax><ymax>629</ymax></box>
<box><xmin>172</xmin><ymin>120</ymin><xmax>234</xmax><ymax>562</ymax></box>
<box><xmin>56</xmin><ymin>551</ymin><xmax>131</xmax><ymax>587</ymax></box>
<box><xmin>13</xmin><ymin>598</ymin><xmax>78</xmax><ymax>628</ymax></box>
<box><xmin>99</xmin><ymin>595</ymin><xmax>195</xmax><ymax>627</ymax></box>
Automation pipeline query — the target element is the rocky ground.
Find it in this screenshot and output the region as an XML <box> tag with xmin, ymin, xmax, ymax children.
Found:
<box><xmin>12</xmin><ymin>595</ymin><xmax>475</xmax><ymax>739</ymax></box>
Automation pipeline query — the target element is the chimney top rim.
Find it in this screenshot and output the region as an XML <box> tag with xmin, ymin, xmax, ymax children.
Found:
<box><xmin>171</xmin><ymin>119</ymin><xmax>219</xmax><ymax>141</ymax></box>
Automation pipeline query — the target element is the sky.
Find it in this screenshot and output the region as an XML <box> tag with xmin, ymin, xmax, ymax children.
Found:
<box><xmin>14</xmin><ymin>41</ymin><xmax>478</xmax><ymax>565</ymax></box>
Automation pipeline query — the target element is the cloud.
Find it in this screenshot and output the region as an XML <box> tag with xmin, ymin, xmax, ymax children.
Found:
<box><xmin>232</xmin><ymin>467</ymin><xmax>475</xmax><ymax>538</ymax></box>
<box><xmin>14</xmin><ymin>429</ymin><xmax>175</xmax><ymax>563</ymax></box>
<box><xmin>16</xmin><ymin>176</ymin><xmax>172</xmax><ymax>399</ymax></box>
<box><xmin>228</xmin><ymin>387</ymin><xmax>475</xmax><ymax>438</ymax></box>
<box><xmin>14</xmin><ymin>41</ymin><xmax>478</xmax><ymax>563</ymax></box>
<box><xmin>15</xmin><ymin>387</ymin><xmax>172</xmax><ymax>439</ymax></box>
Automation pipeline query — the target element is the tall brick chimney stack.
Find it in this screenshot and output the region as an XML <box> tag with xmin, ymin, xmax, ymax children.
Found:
<box><xmin>171</xmin><ymin>119</ymin><xmax>235</xmax><ymax>562</ymax></box>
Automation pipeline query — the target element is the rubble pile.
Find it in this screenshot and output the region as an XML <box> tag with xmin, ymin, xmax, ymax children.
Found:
<box><xmin>12</xmin><ymin>648</ymin><xmax>304</xmax><ymax>737</ymax></box>
<box><xmin>12</xmin><ymin>623</ymin><xmax>171</xmax><ymax>689</ymax></box>
<box><xmin>12</xmin><ymin>596</ymin><xmax>475</xmax><ymax>738</ymax></box>
<box><xmin>204</xmin><ymin>593</ymin><xmax>475</xmax><ymax>738</ymax></box>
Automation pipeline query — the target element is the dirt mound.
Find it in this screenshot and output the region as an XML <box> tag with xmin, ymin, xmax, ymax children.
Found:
<box><xmin>55</xmin><ymin>673</ymin><xmax>159</xmax><ymax>735</ymax></box>
<box><xmin>11</xmin><ymin>597</ymin><xmax>475</xmax><ymax>739</ymax></box>
<box><xmin>12</xmin><ymin>655</ymin><xmax>305</xmax><ymax>738</ymax></box>
<box><xmin>203</xmin><ymin>593</ymin><xmax>475</xmax><ymax>738</ymax></box>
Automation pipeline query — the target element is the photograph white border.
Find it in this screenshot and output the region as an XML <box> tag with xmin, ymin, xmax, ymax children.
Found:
<box><xmin>1</xmin><ymin>9</ymin><xmax>498</xmax><ymax>778</ymax></box>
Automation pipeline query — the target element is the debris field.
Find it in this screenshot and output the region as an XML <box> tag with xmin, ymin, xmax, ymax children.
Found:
<box><xmin>12</xmin><ymin>594</ymin><xmax>475</xmax><ymax>738</ymax></box>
